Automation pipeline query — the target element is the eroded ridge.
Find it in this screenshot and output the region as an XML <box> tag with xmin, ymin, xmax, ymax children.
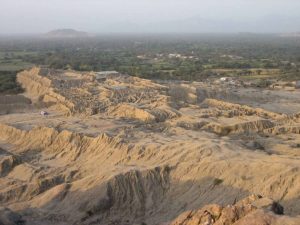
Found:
<box><xmin>0</xmin><ymin>67</ymin><xmax>300</xmax><ymax>225</ymax></box>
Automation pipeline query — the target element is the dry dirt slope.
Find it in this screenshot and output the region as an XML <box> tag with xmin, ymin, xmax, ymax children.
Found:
<box><xmin>0</xmin><ymin>67</ymin><xmax>300</xmax><ymax>225</ymax></box>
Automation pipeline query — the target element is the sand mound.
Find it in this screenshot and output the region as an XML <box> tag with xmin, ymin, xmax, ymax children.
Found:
<box><xmin>17</xmin><ymin>67</ymin><xmax>52</xmax><ymax>100</ymax></box>
<box><xmin>267</xmin><ymin>125</ymin><xmax>300</xmax><ymax>135</ymax></box>
<box><xmin>205</xmin><ymin>119</ymin><xmax>276</xmax><ymax>135</ymax></box>
<box><xmin>202</xmin><ymin>99</ymin><xmax>284</xmax><ymax>119</ymax></box>
<box><xmin>109</xmin><ymin>103</ymin><xmax>155</xmax><ymax>122</ymax></box>
<box><xmin>16</xmin><ymin>67</ymin><xmax>172</xmax><ymax>118</ymax></box>
<box><xmin>150</xmin><ymin>106</ymin><xmax>181</xmax><ymax>122</ymax></box>
<box><xmin>17</xmin><ymin>67</ymin><xmax>74</xmax><ymax>115</ymax></box>
<box><xmin>0</xmin><ymin>124</ymin><xmax>121</xmax><ymax>162</ymax></box>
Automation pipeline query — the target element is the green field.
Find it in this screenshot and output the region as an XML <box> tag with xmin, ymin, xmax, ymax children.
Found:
<box><xmin>0</xmin><ymin>51</ymin><xmax>35</xmax><ymax>71</ymax></box>
<box><xmin>0</xmin><ymin>34</ymin><xmax>299</xmax><ymax>93</ymax></box>
<box><xmin>0</xmin><ymin>51</ymin><xmax>36</xmax><ymax>94</ymax></box>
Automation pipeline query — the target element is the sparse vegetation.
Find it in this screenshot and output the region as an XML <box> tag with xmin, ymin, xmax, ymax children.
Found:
<box><xmin>0</xmin><ymin>71</ymin><xmax>23</xmax><ymax>94</ymax></box>
<box><xmin>213</xmin><ymin>178</ymin><xmax>223</xmax><ymax>186</ymax></box>
<box><xmin>168</xmin><ymin>85</ymin><xmax>192</xmax><ymax>105</ymax></box>
<box><xmin>255</xmin><ymin>79</ymin><xmax>273</xmax><ymax>88</ymax></box>
<box><xmin>241</xmin><ymin>175</ymin><xmax>248</xmax><ymax>181</ymax></box>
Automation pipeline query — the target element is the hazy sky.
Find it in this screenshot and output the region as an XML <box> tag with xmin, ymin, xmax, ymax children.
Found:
<box><xmin>1</xmin><ymin>0</ymin><xmax>300</xmax><ymax>33</ymax></box>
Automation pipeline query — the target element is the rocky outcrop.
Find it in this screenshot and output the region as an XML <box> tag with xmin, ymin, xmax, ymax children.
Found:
<box><xmin>168</xmin><ymin>195</ymin><xmax>300</xmax><ymax>225</ymax></box>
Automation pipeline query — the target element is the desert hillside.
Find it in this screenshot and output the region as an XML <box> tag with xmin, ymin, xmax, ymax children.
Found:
<box><xmin>0</xmin><ymin>67</ymin><xmax>300</xmax><ymax>225</ymax></box>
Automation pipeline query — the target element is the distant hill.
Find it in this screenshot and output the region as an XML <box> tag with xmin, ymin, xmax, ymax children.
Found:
<box><xmin>44</xmin><ymin>29</ymin><xmax>89</xmax><ymax>38</ymax></box>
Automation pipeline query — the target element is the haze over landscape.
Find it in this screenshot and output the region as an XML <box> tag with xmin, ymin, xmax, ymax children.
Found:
<box><xmin>1</xmin><ymin>0</ymin><xmax>300</xmax><ymax>34</ymax></box>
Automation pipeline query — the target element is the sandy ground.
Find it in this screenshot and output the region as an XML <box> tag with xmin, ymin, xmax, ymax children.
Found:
<box><xmin>0</xmin><ymin>67</ymin><xmax>300</xmax><ymax>225</ymax></box>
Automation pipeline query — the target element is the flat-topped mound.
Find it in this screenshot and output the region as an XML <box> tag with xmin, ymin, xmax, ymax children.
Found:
<box><xmin>45</xmin><ymin>29</ymin><xmax>89</xmax><ymax>38</ymax></box>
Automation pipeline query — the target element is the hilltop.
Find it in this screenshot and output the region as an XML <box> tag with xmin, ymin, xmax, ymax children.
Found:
<box><xmin>44</xmin><ymin>29</ymin><xmax>89</xmax><ymax>38</ymax></box>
